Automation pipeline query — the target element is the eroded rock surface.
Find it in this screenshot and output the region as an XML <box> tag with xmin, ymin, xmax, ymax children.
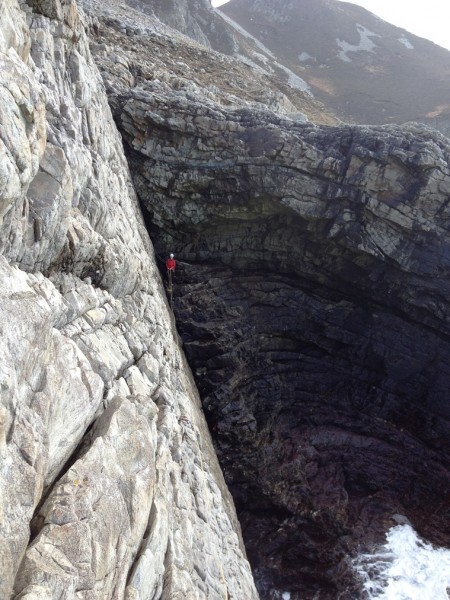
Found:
<box><xmin>0</xmin><ymin>1</ymin><xmax>258</xmax><ymax>598</ymax></box>
<box><xmin>3</xmin><ymin>0</ymin><xmax>450</xmax><ymax>598</ymax></box>
<box><xmin>85</xmin><ymin>12</ymin><xmax>450</xmax><ymax>596</ymax></box>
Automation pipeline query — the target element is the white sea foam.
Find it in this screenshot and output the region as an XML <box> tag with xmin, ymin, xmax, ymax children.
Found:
<box><xmin>353</xmin><ymin>524</ymin><xmax>450</xmax><ymax>599</ymax></box>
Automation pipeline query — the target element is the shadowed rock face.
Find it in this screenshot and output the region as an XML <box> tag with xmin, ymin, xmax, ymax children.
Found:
<box><xmin>111</xmin><ymin>85</ymin><xmax>450</xmax><ymax>597</ymax></box>
<box><xmin>0</xmin><ymin>0</ymin><xmax>448</xmax><ymax>594</ymax></box>
<box><xmin>11</xmin><ymin>0</ymin><xmax>447</xmax><ymax>596</ymax></box>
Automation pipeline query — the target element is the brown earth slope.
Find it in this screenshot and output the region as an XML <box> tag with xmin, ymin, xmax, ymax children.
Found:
<box><xmin>220</xmin><ymin>0</ymin><xmax>450</xmax><ymax>135</ymax></box>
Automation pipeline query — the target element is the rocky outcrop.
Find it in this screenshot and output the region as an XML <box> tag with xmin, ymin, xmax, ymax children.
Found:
<box><xmin>86</xmin><ymin>12</ymin><xmax>450</xmax><ymax>596</ymax></box>
<box><xmin>132</xmin><ymin>0</ymin><xmax>237</xmax><ymax>55</ymax></box>
<box><xmin>3</xmin><ymin>0</ymin><xmax>450</xmax><ymax>598</ymax></box>
<box><xmin>0</xmin><ymin>0</ymin><xmax>258</xmax><ymax>598</ymax></box>
<box><xmin>83</xmin><ymin>0</ymin><xmax>339</xmax><ymax>129</ymax></box>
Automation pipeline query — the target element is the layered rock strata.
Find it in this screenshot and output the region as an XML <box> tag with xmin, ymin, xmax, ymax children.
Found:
<box><xmin>0</xmin><ymin>0</ymin><xmax>258</xmax><ymax>598</ymax></box>
<box><xmin>88</xmin><ymin>19</ymin><xmax>450</xmax><ymax>596</ymax></box>
<box><xmin>81</xmin><ymin>0</ymin><xmax>337</xmax><ymax>125</ymax></box>
<box><xmin>3</xmin><ymin>0</ymin><xmax>450</xmax><ymax>598</ymax></box>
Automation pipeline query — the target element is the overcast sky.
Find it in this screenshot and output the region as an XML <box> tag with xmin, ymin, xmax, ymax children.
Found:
<box><xmin>211</xmin><ymin>0</ymin><xmax>450</xmax><ymax>52</ymax></box>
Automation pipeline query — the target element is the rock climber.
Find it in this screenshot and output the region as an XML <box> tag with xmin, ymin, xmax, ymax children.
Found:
<box><xmin>166</xmin><ymin>254</ymin><xmax>176</xmax><ymax>306</ymax></box>
<box><xmin>166</xmin><ymin>253</ymin><xmax>176</xmax><ymax>272</ymax></box>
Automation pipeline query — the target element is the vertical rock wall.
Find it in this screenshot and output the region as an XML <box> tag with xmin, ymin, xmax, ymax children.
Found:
<box><xmin>0</xmin><ymin>0</ymin><xmax>258</xmax><ymax>598</ymax></box>
<box><xmin>91</xmin><ymin>33</ymin><xmax>450</xmax><ymax>593</ymax></box>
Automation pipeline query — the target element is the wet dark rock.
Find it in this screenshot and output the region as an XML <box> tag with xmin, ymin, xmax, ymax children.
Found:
<box><xmin>76</xmin><ymin>3</ymin><xmax>450</xmax><ymax>597</ymax></box>
<box><xmin>108</xmin><ymin>84</ymin><xmax>450</xmax><ymax>597</ymax></box>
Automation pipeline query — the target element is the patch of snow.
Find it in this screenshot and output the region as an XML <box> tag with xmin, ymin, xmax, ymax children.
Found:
<box><xmin>337</xmin><ymin>47</ymin><xmax>352</xmax><ymax>63</ymax></box>
<box><xmin>298</xmin><ymin>52</ymin><xmax>315</xmax><ymax>62</ymax></box>
<box><xmin>236</xmin><ymin>54</ymin><xmax>271</xmax><ymax>76</ymax></box>
<box><xmin>253</xmin><ymin>51</ymin><xmax>271</xmax><ymax>65</ymax></box>
<box><xmin>274</xmin><ymin>62</ymin><xmax>310</xmax><ymax>94</ymax></box>
<box><xmin>336</xmin><ymin>23</ymin><xmax>380</xmax><ymax>62</ymax></box>
<box><xmin>399</xmin><ymin>35</ymin><xmax>414</xmax><ymax>49</ymax></box>
<box><xmin>353</xmin><ymin>523</ymin><xmax>450</xmax><ymax>599</ymax></box>
<box><xmin>282</xmin><ymin>593</ymin><xmax>291</xmax><ymax>600</ymax></box>
<box><xmin>217</xmin><ymin>8</ymin><xmax>310</xmax><ymax>95</ymax></box>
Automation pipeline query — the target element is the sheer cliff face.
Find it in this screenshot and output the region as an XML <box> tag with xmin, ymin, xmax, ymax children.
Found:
<box><xmin>118</xmin><ymin>110</ymin><xmax>450</xmax><ymax>598</ymax></box>
<box><xmin>0</xmin><ymin>1</ymin><xmax>258</xmax><ymax>599</ymax></box>
<box><xmin>85</xmin><ymin>8</ymin><xmax>450</xmax><ymax>599</ymax></box>
<box><xmin>2</xmin><ymin>0</ymin><xmax>450</xmax><ymax>600</ymax></box>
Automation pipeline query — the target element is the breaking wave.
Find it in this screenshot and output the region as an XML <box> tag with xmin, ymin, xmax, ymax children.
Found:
<box><xmin>353</xmin><ymin>523</ymin><xmax>450</xmax><ymax>599</ymax></box>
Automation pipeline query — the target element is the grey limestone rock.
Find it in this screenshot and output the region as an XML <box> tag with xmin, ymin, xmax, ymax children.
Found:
<box><xmin>0</xmin><ymin>0</ymin><xmax>258</xmax><ymax>599</ymax></box>
<box><xmin>85</xmin><ymin>12</ymin><xmax>450</xmax><ymax>597</ymax></box>
<box><xmin>3</xmin><ymin>0</ymin><xmax>450</xmax><ymax>597</ymax></box>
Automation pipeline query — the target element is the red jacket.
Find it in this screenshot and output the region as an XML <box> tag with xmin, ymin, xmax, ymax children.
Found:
<box><xmin>166</xmin><ymin>258</ymin><xmax>176</xmax><ymax>271</ymax></box>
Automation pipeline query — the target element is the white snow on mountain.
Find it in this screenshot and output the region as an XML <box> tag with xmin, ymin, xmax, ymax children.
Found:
<box><xmin>336</xmin><ymin>23</ymin><xmax>381</xmax><ymax>62</ymax></box>
<box><xmin>399</xmin><ymin>35</ymin><xmax>414</xmax><ymax>49</ymax></box>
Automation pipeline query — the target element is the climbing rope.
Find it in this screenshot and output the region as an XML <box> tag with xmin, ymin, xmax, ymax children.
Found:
<box><xmin>167</xmin><ymin>269</ymin><xmax>173</xmax><ymax>308</ymax></box>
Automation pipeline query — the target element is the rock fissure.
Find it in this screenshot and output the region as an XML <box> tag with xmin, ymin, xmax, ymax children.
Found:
<box><xmin>2</xmin><ymin>0</ymin><xmax>450</xmax><ymax>598</ymax></box>
<box><xmin>112</xmin><ymin>76</ymin><xmax>450</xmax><ymax>597</ymax></box>
<box><xmin>1</xmin><ymin>1</ymin><xmax>258</xmax><ymax>599</ymax></box>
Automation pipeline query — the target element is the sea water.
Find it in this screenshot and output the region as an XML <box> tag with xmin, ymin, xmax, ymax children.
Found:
<box><xmin>353</xmin><ymin>523</ymin><xmax>450</xmax><ymax>599</ymax></box>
